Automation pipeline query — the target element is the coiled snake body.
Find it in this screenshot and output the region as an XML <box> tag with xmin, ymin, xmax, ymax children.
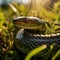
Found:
<box><xmin>13</xmin><ymin>17</ymin><xmax>60</xmax><ymax>56</ymax></box>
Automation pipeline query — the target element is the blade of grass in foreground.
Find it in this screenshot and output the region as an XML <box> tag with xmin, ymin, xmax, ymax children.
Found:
<box><xmin>51</xmin><ymin>50</ymin><xmax>60</xmax><ymax>60</ymax></box>
<box><xmin>43</xmin><ymin>43</ymin><xmax>54</xmax><ymax>60</ymax></box>
<box><xmin>25</xmin><ymin>44</ymin><xmax>47</xmax><ymax>60</ymax></box>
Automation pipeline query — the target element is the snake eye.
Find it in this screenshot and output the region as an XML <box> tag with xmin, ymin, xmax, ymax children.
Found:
<box><xmin>25</xmin><ymin>18</ymin><xmax>28</xmax><ymax>23</ymax></box>
<box><xmin>23</xmin><ymin>18</ymin><xmax>28</xmax><ymax>23</ymax></box>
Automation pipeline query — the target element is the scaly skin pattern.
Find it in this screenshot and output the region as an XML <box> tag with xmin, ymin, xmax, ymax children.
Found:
<box><xmin>13</xmin><ymin>17</ymin><xmax>60</xmax><ymax>56</ymax></box>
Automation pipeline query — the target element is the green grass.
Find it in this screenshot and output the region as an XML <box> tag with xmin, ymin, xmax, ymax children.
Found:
<box><xmin>0</xmin><ymin>0</ymin><xmax>60</xmax><ymax>60</ymax></box>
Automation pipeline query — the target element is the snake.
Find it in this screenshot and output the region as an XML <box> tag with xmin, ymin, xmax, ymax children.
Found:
<box><xmin>13</xmin><ymin>16</ymin><xmax>60</xmax><ymax>57</ymax></box>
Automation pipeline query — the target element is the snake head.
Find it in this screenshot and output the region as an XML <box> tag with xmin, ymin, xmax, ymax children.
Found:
<box><xmin>13</xmin><ymin>16</ymin><xmax>48</xmax><ymax>30</ymax></box>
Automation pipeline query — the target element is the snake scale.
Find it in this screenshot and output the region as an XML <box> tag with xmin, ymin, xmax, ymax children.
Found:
<box><xmin>13</xmin><ymin>17</ymin><xmax>60</xmax><ymax>56</ymax></box>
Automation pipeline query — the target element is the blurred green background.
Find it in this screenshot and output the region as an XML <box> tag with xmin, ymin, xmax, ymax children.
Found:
<box><xmin>0</xmin><ymin>0</ymin><xmax>60</xmax><ymax>60</ymax></box>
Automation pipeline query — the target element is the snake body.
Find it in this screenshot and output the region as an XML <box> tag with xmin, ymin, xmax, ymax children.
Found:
<box><xmin>13</xmin><ymin>17</ymin><xmax>60</xmax><ymax>56</ymax></box>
